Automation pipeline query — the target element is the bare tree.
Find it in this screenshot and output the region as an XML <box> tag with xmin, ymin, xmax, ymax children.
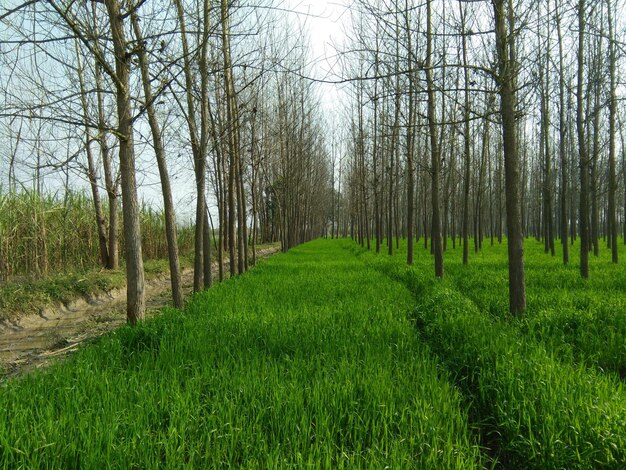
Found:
<box><xmin>493</xmin><ymin>0</ymin><xmax>526</xmax><ymax>313</ymax></box>
<box><xmin>103</xmin><ymin>0</ymin><xmax>145</xmax><ymax>323</ymax></box>
<box><xmin>130</xmin><ymin>9</ymin><xmax>183</xmax><ymax>308</ymax></box>
<box><xmin>555</xmin><ymin>0</ymin><xmax>569</xmax><ymax>264</ymax></box>
<box><xmin>606</xmin><ymin>0</ymin><xmax>618</xmax><ymax>263</ymax></box>
<box><xmin>426</xmin><ymin>0</ymin><xmax>443</xmax><ymax>278</ymax></box>
<box><xmin>577</xmin><ymin>0</ymin><xmax>590</xmax><ymax>279</ymax></box>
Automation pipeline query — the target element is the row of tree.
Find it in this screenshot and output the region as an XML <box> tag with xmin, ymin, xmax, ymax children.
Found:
<box><xmin>338</xmin><ymin>0</ymin><xmax>625</xmax><ymax>314</ymax></box>
<box><xmin>4</xmin><ymin>0</ymin><xmax>625</xmax><ymax>319</ymax></box>
<box><xmin>1</xmin><ymin>0</ymin><xmax>334</xmax><ymax>323</ymax></box>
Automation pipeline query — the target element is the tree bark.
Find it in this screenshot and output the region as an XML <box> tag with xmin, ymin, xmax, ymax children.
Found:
<box><xmin>555</xmin><ymin>0</ymin><xmax>569</xmax><ymax>264</ymax></box>
<box><xmin>173</xmin><ymin>0</ymin><xmax>206</xmax><ymax>291</ymax></box>
<box><xmin>460</xmin><ymin>0</ymin><xmax>471</xmax><ymax>265</ymax></box>
<box><xmin>105</xmin><ymin>0</ymin><xmax>145</xmax><ymax>324</ymax></box>
<box><xmin>426</xmin><ymin>0</ymin><xmax>443</xmax><ymax>278</ymax></box>
<box><xmin>538</xmin><ymin>8</ymin><xmax>554</xmax><ymax>256</ymax></box>
<box><xmin>203</xmin><ymin>204</ymin><xmax>212</xmax><ymax>288</ymax></box>
<box><xmin>221</xmin><ymin>0</ymin><xmax>238</xmax><ymax>276</ymax></box>
<box><xmin>131</xmin><ymin>12</ymin><xmax>183</xmax><ymax>308</ymax></box>
<box><xmin>577</xmin><ymin>0</ymin><xmax>590</xmax><ymax>278</ymax></box>
<box><xmin>607</xmin><ymin>0</ymin><xmax>618</xmax><ymax>263</ymax></box>
<box><xmin>493</xmin><ymin>0</ymin><xmax>526</xmax><ymax>314</ymax></box>
<box><xmin>91</xmin><ymin>1</ymin><xmax>118</xmax><ymax>270</ymax></box>
<box><xmin>75</xmin><ymin>42</ymin><xmax>109</xmax><ymax>268</ymax></box>
<box><xmin>404</xmin><ymin>1</ymin><xmax>415</xmax><ymax>266</ymax></box>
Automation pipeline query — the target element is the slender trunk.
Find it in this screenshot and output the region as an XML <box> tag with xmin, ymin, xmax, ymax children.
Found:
<box><xmin>250</xmin><ymin>109</ymin><xmax>259</xmax><ymax>266</ymax></box>
<box><xmin>426</xmin><ymin>0</ymin><xmax>443</xmax><ymax>277</ymax></box>
<box><xmin>460</xmin><ymin>1</ymin><xmax>471</xmax><ymax>265</ymax></box>
<box><xmin>477</xmin><ymin>107</ymin><xmax>490</xmax><ymax>252</ymax></box>
<box><xmin>131</xmin><ymin>13</ymin><xmax>183</xmax><ymax>308</ymax></box>
<box><xmin>199</xmin><ymin>0</ymin><xmax>213</xmax><ymax>286</ymax></box>
<box><xmin>388</xmin><ymin>92</ymin><xmax>398</xmax><ymax>256</ymax></box>
<box><xmin>607</xmin><ymin>0</ymin><xmax>618</xmax><ymax>262</ymax></box>
<box><xmin>85</xmin><ymin>136</ymin><xmax>109</xmax><ymax>267</ymax></box>
<box><xmin>590</xmin><ymin>33</ymin><xmax>601</xmax><ymax>257</ymax></box>
<box><xmin>493</xmin><ymin>0</ymin><xmax>526</xmax><ymax>314</ymax></box>
<box><xmin>577</xmin><ymin>0</ymin><xmax>589</xmax><ymax>278</ymax></box>
<box><xmin>555</xmin><ymin>0</ymin><xmax>569</xmax><ymax>264</ymax></box>
<box><xmin>90</xmin><ymin>2</ymin><xmax>119</xmax><ymax>270</ymax></box>
<box><xmin>405</xmin><ymin>3</ymin><xmax>415</xmax><ymax>265</ymax></box>
<box><xmin>236</xmin><ymin>153</ymin><xmax>246</xmax><ymax>273</ymax></box>
<box><xmin>203</xmin><ymin>204</ymin><xmax>212</xmax><ymax>288</ymax></box>
<box><xmin>173</xmin><ymin>0</ymin><xmax>206</xmax><ymax>290</ymax></box>
<box><xmin>105</xmin><ymin>0</ymin><xmax>145</xmax><ymax>324</ymax></box>
<box><xmin>373</xmin><ymin>46</ymin><xmax>381</xmax><ymax>254</ymax></box>
<box><xmin>95</xmin><ymin>69</ymin><xmax>118</xmax><ymax>270</ymax></box>
<box><xmin>208</xmin><ymin>79</ymin><xmax>225</xmax><ymax>281</ymax></box>
<box><xmin>75</xmin><ymin>43</ymin><xmax>109</xmax><ymax>267</ymax></box>
<box><xmin>538</xmin><ymin>11</ymin><xmax>554</xmax><ymax>257</ymax></box>
<box><xmin>221</xmin><ymin>0</ymin><xmax>238</xmax><ymax>276</ymax></box>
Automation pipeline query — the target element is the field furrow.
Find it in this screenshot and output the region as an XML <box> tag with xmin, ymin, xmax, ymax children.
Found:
<box><xmin>0</xmin><ymin>239</ymin><xmax>483</xmax><ymax>468</ymax></box>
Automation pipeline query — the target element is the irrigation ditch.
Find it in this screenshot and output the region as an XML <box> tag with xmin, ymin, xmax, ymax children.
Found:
<box><xmin>0</xmin><ymin>246</ymin><xmax>279</xmax><ymax>378</ymax></box>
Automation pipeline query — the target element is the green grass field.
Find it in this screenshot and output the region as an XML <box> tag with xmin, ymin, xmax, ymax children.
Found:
<box><xmin>1</xmin><ymin>237</ymin><xmax>625</xmax><ymax>468</ymax></box>
<box><xmin>364</xmin><ymin>238</ymin><xmax>626</xmax><ymax>468</ymax></box>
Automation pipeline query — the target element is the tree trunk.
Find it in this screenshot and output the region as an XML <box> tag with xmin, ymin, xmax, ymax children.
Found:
<box><xmin>607</xmin><ymin>0</ymin><xmax>618</xmax><ymax>263</ymax></box>
<box><xmin>555</xmin><ymin>0</ymin><xmax>569</xmax><ymax>264</ymax></box>
<box><xmin>538</xmin><ymin>9</ymin><xmax>555</xmax><ymax>257</ymax></box>
<box><xmin>236</xmin><ymin>153</ymin><xmax>246</xmax><ymax>273</ymax></box>
<box><xmin>131</xmin><ymin>12</ymin><xmax>183</xmax><ymax>308</ymax></box>
<box><xmin>90</xmin><ymin>2</ymin><xmax>118</xmax><ymax>270</ymax></box>
<box><xmin>173</xmin><ymin>0</ymin><xmax>206</xmax><ymax>291</ymax></box>
<box><xmin>75</xmin><ymin>42</ymin><xmax>109</xmax><ymax>268</ymax></box>
<box><xmin>85</xmin><ymin>135</ymin><xmax>109</xmax><ymax>268</ymax></box>
<box><xmin>105</xmin><ymin>0</ymin><xmax>145</xmax><ymax>324</ymax></box>
<box><xmin>426</xmin><ymin>0</ymin><xmax>443</xmax><ymax>278</ymax></box>
<box><xmin>250</xmin><ymin>108</ymin><xmax>259</xmax><ymax>266</ymax></box>
<box><xmin>590</xmin><ymin>32</ymin><xmax>601</xmax><ymax>258</ymax></box>
<box><xmin>203</xmin><ymin>205</ymin><xmax>212</xmax><ymax>288</ymax></box>
<box><xmin>493</xmin><ymin>0</ymin><xmax>526</xmax><ymax>314</ymax></box>
<box><xmin>405</xmin><ymin>1</ymin><xmax>415</xmax><ymax>265</ymax></box>
<box><xmin>221</xmin><ymin>0</ymin><xmax>238</xmax><ymax>276</ymax></box>
<box><xmin>460</xmin><ymin>1</ymin><xmax>471</xmax><ymax>265</ymax></box>
<box><xmin>577</xmin><ymin>0</ymin><xmax>590</xmax><ymax>278</ymax></box>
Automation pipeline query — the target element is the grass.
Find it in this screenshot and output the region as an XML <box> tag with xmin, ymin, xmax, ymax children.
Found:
<box><xmin>359</xmin><ymin>236</ymin><xmax>626</xmax><ymax>468</ymax></box>
<box><xmin>0</xmin><ymin>239</ymin><xmax>483</xmax><ymax>468</ymax></box>
<box><xmin>0</xmin><ymin>188</ymin><xmax>281</xmax><ymax>321</ymax></box>
<box><xmin>3</xmin><ymin>236</ymin><xmax>624</xmax><ymax>468</ymax></box>
<box><xmin>0</xmin><ymin>242</ymin><xmax>278</xmax><ymax>322</ymax></box>
<box><xmin>0</xmin><ymin>189</ymin><xmax>195</xmax><ymax>281</ymax></box>
<box><xmin>444</xmin><ymin>239</ymin><xmax>626</xmax><ymax>376</ymax></box>
<box><xmin>366</xmin><ymin>236</ymin><xmax>626</xmax><ymax>376</ymax></box>
<box><xmin>0</xmin><ymin>269</ymin><xmax>126</xmax><ymax>320</ymax></box>
<box><xmin>0</xmin><ymin>258</ymin><xmax>189</xmax><ymax>321</ymax></box>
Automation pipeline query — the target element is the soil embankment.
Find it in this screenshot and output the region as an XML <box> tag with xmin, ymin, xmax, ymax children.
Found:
<box><xmin>0</xmin><ymin>247</ymin><xmax>279</xmax><ymax>377</ymax></box>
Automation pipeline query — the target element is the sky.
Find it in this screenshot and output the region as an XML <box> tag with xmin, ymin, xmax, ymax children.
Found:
<box><xmin>142</xmin><ymin>1</ymin><xmax>352</xmax><ymax>221</ymax></box>
<box><xmin>0</xmin><ymin>0</ymin><xmax>351</xmax><ymax>221</ymax></box>
<box><xmin>281</xmin><ymin>0</ymin><xmax>350</xmax><ymax>113</ymax></box>
<box><xmin>282</xmin><ymin>0</ymin><xmax>348</xmax><ymax>73</ymax></box>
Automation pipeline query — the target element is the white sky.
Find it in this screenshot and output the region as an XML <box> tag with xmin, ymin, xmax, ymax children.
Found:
<box><xmin>0</xmin><ymin>1</ymin><xmax>351</xmax><ymax>221</ymax></box>
<box><xmin>281</xmin><ymin>0</ymin><xmax>350</xmax><ymax>113</ymax></box>
<box><xmin>169</xmin><ymin>2</ymin><xmax>352</xmax><ymax>220</ymax></box>
<box><xmin>283</xmin><ymin>0</ymin><xmax>348</xmax><ymax>73</ymax></box>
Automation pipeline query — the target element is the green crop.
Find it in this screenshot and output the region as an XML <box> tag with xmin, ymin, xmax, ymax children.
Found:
<box><xmin>0</xmin><ymin>239</ymin><xmax>482</xmax><ymax>468</ymax></box>
<box><xmin>363</xmin><ymin>237</ymin><xmax>626</xmax><ymax>468</ymax></box>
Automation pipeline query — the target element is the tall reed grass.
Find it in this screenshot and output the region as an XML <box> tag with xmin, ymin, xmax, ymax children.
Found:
<box><xmin>0</xmin><ymin>190</ymin><xmax>194</xmax><ymax>280</ymax></box>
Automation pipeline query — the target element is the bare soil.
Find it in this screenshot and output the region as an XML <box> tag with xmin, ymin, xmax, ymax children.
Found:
<box><xmin>0</xmin><ymin>247</ymin><xmax>279</xmax><ymax>377</ymax></box>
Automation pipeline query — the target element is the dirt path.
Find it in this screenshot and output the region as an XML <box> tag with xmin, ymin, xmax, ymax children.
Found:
<box><xmin>0</xmin><ymin>247</ymin><xmax>279</xmax><ymax>377</ymax></box>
